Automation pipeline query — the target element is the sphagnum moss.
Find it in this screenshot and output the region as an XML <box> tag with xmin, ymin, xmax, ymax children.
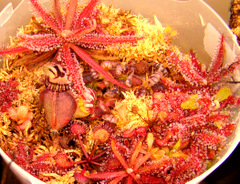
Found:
<box><xmin>0</xmin><ymin>1</ymin><xmax>240</xmax><ymax>184</ymax></box>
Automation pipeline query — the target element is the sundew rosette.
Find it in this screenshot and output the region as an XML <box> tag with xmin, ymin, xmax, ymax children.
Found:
<box><xmin>0</xmin><ymin>0</ymin><xmax>240</xmax><ymax>184</ymax></box>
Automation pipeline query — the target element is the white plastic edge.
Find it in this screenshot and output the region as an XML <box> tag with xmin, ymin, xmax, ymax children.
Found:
<box><xmin>0</xmin><ymin>3</ymin><xmax>13</xmax><ymax>27</ymax></box>
<box><xmin>0</xmin><ymin>148</ymin><xmax>46</xmax><ymax>184</ymax></box>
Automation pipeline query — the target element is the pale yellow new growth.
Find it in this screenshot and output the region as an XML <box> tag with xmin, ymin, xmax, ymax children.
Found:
<box><xmin>112</xmin><ymin>91</ymin><xmax>154</xmax><ymax>131</ymax></box>
<box><xmin>99</xmin><ymin>4</ymin><xmax>177</xmax><ymax>63</ymax></box>
<box><xmin>0</xmin><ymin>114</ymin><xmax>12</xmax><ymax>147</ymax></box>
<box><xmin>42</xmin><ymin>171</ymin><xmax>75</xmax><ymax>184</ymax></box>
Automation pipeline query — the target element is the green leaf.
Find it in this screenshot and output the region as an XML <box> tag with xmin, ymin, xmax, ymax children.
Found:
<box><xmin>172</xmin><ymin>139</ymin><xmax>181</xmax><ymax>151</ymax></box>
<box><xmin>181</xmin><ymin>99</ymin><xmax>199</xmax><ymax>109</ymax></box>
<box><xmin>215</xmin><ymin>87</ymin><xmax>231</xmax><ymax>102</ymax></box>
<box><xmin>169</xmin><ymin>151</ymin><xmax>188</xmax><ymax>159</ymax></box>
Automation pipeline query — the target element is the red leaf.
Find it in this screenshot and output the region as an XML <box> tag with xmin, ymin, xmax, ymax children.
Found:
<box><xmin>30</xmin><ymin>0</ymin><xmax>60</xmax><ymax>32</ymax></box>
<box><xmin>207</xmin><ymin>35</ymin><xmax>225</xmax><ymax>84</ymax></box>
<box><xmin>0</xmin><ymin>46</ymin><xmax>29</xmax><ymax>55</ymax></box>
<box><xmin>70</xmin><ymin>44</ymin><xmax>129</xmax><ymax>89</ymax></box>
<box><xmin>196</xmin><ymin>133</ymin><xmax>220</xmax><ymax>144</ymax></box>
<box><xmin>89</xmin><ymin>171</ymin><xmax>127</xmax><ymax>180</ymax></box>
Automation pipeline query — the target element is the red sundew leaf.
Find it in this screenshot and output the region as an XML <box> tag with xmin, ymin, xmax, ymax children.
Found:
<box><xmin>135</xmin><ymin>127</ymin><xmax>148</xmax><ymax>136</ymax></box>
<box><xmin>0</xmin><ymin>79</ymin><xmax>20</xmax><ymax>112</ymax></box>
<box><xmin>166</xmin><ymin>112</ymin><xmax>181</xmax><ymax>122</ymax></box>
<box><xmin>69</xmin><ymin>19</ymin><xmax>97</xmax><ymax>39</ymax></box>
<box><xmin>70</xmin><ymin>124</ymin><xmax>86</xmax><ymax>136</ymax></box>
<box><xmin>70</xmin><ymin>44</ymin><xmax>129</xmax><ymax>89</ymax></box>
<box><xmin>8</xmin><ymin>78</ymin><xmax>20</xmax><ymax>89</ymax></box>
<box><xmin>29</xmin><ymin>0</ymin><xmax>60</xmax><ymax>33</ymax></box>
<box><xmin>168</xmin><ymin>92</ymin><xmax>186</xmax><ymax>109</ymax></box>
<box><xmin>33</xmin><ymin>153</ymin><xmax>50</xmax><ymax>164</ymax></box>
<box><xmin>217</xmin><ymin>98</ymin><xmax>232</xmax><ymax>111</ymax></box>
<box><xmin>89</xmin><ymin>171</ymin><xmax>127</xmax><ymax>180</ymax></box>
<box><xmin>62</xmin><ymin>44</ymin><xmax>85</xmax><ymax>97</ymax></box>
<box><xmin>196</xmin><ymin>132</ymin><xmax>220</xmax><ymax>144</ymax></box>
<box><xmin>18</xmin><ymin>33</ymin><xmax>61</xmax><ymax>51</ymax></box>
<box><xmin>74</xmin><ymin>172</ymin><xmax>89</xmax><ymax>184</ymax></box>
<box><xmin>130</xmin><ymin>141</ymin><xmax>142</xmax><ymax>167</ymax></box>
<box><xmin>180</xmin><ymin>114</ymin><xmax>206</xmax><ymax>124</ymax></box>
<box><xmin>133</xmin><ymin>152</ymin><xmax>152</xmax><ymax>171</ymax></box>
<box><xmin>30</xmin><ymin>162</ymin><xmax>50</xmax><ymax>171</ymax></box>
<box><xmin>169</xmin><ymin>51</ymin><xmax>207</xmax><ymax>86</ymax></box>
<box><xmin>136</xmin><ymin>156</ymin><xmax>172</xmax><ymax>174</ymax></box>
<box><xmin>168</xmin><ymin>156</ymin><xmax>198</xmax><ymax>182</ymax></box>
<box><xmin>122</xmin><ymin>128</ymin><xmax>136</xmax><ymax>138</ymax></box>
<box><xmin>156</xmin><ymin>135</ymin><xmax>171</xmax><ymax>147</ymax></box>
<box><xmin>65</xmin><ymin>0</ymin><xmax>78</xmax><ymax>30</ymax></box>
<box><xmin>206</xmin><ymin>124</ymin><xmax>235</xmax><ymax>136</ymax></box>
<box><xmin>198</xmin><ymin>98</ymin><xmax>212</xmax><ymax>114</ymax></box>
<box><xmin>190</xmin><ymin>49</ymin><xmax>206</xmax><ymax>77</ymax></box>
<box><xmin>221</xmin><ymin>124</ymin><xmax>235</xmax><ymax>136</ymax></box>
<box><xmin>141</xmin><ymin>175</ymin><xmax>165</xmax><ymax>184</ymax></box>
<box><xmin>207</xmin><ymin>149</ymin><xmax>216</xmax><ymax>160</ymax></box>
<box><xmin>77</xmin><ymin>135</ymin><xmax>90</xmax><ymax>159</ymax></box>
<box><xmin>126</xmin><ymin>176</ymin><xmax>134</xmax><ymax>184</ymax></box>
<box><xmin>115</xmin><ymin>141</ymin><xmax>130</xmax><ymax>154</ymax></box>
<box><xmin>76</xmin><ymin>34</ymin><xmax>144</xmax><ymax>45</ymax></box>
<box><xmin>198</xmin><ymin>96</ymin><xmax>212</xmax><ymax>104</ymax></box>
<box><xmin>187</xmin><ymin>145</ymin><xmax>201</xmax><ymax>158</ymax></box>
<box><xmin>16</xmin><ymin>143</ymin><xmax>28</xmax><ymax>166</ymax></box>
<box><xmin>109</xmin><ymin>175</ymin><xmax>129</xmax><ymax>184</ymax></box>
<box><xmin>53</xmin><ymin>0</ymin><xmax>64</xmax><ymax>31</ymax></box>
<box><xmin>106</xmin><ymin>157</ymin><xmax>121</xmax><ymax>170</ymax></box>
<box><xmin>111</xmin><ymin>139</ymin><xmax>129</xmax><ymax>170</ymax></box>
<box><xmin>74</xmin><ymin>0</ymin><xmax>99</xmax><ymax>29</ymax></box>
<box><xmin>152</xmin><ymin>99</ymin><xmax>168</xmax><ymax>113</ymax></box>
<box><xmin>28</xmin><ymin>146</ymin><xmax>34</xmax><ymax>162</ymax></box>
<box><xmin>207</xmin><ymin>35</ymin><xmax>225</xmax><ymax>84</ymax></box>
<box><xmin>0</xmin><ymin>46</ymin><xmax>29</xmax><ymax>55</ymax></box>
<box><xmin>207</xmin><ymin>114</ymin><xmax>230</xmax><ymax>122</ymax></box>
<box><xmin>152</xmin><ymin>91</ymin><xmax>166</xmax><ymax>101</ymax></box>
<box><xmin>224</xmin><ymin>95</ymin><xmax>240</xmax><ymax>106</ymax></box>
